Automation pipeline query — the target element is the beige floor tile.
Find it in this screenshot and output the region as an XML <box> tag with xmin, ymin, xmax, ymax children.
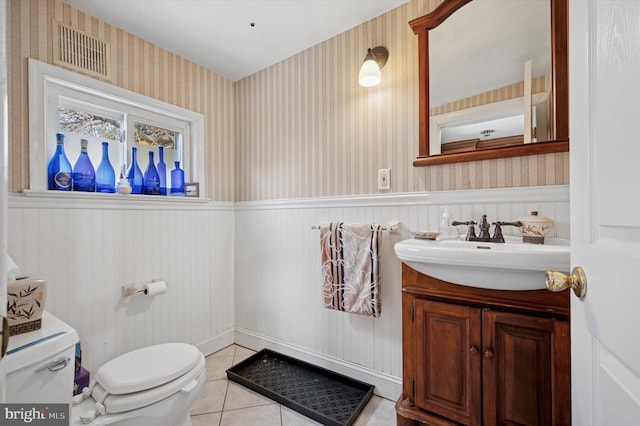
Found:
<box><xmin>354</xmin><ymin>395</ymin><xmax>397</xmax><ymax>426</ymax></box>
<box><xmin>280</xmin><ymin>405</ymin><xmax>323</xmax><ymax>426</ymax></box>
<box><xmin>233</xmin><ymin>346</ymin><xmax>257</xmax><ymax>364</ymax></box>
<box><xmin>220</xmin><ymin>404</ymin><xmax>281</xmax><ymax>426</ymax></box>
<box><xmin>223</xmin><ymin>381</ymin><xmax>274</xmax><ymax>411</ymax></box>
<box><xmin>190</xmin><ymin>379</ymin><xmax>228</xmax><ymax>415</ymax></box>
<box><xmin>190</xmin><ymin>412</ymin><xmax>222</xmax><ymax>426</ymax></box>
<box><xmin>206</xmin><ymin>355</ymin><xmax>235</xmax><ymax>381</ymax></box>
<box><xmin>210</xmin><ymin>345</ymin><xmax>236</xmax><ymax>358</ymax></box>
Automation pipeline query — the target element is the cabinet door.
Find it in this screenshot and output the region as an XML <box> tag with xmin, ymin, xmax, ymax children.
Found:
<box><xmin>483</xmin><ymin>310</ymin><xmax>570</xmax><ymax>426</ymax></box>
<box><xmin>414</xmin><ymin>299</ymin><xmax>482</xmax><ymax>426</ymax></box>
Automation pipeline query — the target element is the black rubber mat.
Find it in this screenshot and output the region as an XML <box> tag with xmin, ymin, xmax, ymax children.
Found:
<box><xmin>226</xmin><ymin>349</ymin><xmax>374</xmax><ymax>426</ymax></box>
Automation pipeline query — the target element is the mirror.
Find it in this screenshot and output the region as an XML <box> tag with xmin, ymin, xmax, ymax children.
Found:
<box><xmin>409</xmin><ymin>0</ymin><xmax>568</xmax><ymax>166</ymax></box>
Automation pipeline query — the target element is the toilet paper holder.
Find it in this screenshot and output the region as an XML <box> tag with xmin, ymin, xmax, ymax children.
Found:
<box><xmin>121</xmin><ymin>279</ymin><xmax>167</xmax><ymax>297</ymax></box>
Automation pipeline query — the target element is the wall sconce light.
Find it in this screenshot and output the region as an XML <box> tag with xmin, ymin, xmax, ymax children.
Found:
<box><xmin>358</xmin><ymin>46</ymin><xmax>389</xmax><ymax>87</ymax></box>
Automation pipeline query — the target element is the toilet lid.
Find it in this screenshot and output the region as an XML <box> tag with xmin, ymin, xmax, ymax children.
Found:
<box><xmin>95</xmin><ymin>343</ymin><xmax>201</xmax><ymax>394</ymax></box>
<box><xmin>88</xmin><ymin>354</ymin><xmax>205</xmax><ymax>415</ymax></box>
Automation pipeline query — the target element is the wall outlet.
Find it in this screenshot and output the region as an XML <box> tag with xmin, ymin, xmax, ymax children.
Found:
<box><xmin>378</xmin><ymin>169</ymin><xmax>390</xmax><ymax>190</ymax></box>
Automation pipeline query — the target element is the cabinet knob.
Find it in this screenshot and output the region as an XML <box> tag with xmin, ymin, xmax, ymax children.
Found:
<box><xmin>470</xmin><ymin>345</ymin><xmax>479</xmax><ymax>354</ymax></box>
<box><xmin>484</xmin><ymin>348</ymin><xmax>495</xmax><ymax>359</ymax></box>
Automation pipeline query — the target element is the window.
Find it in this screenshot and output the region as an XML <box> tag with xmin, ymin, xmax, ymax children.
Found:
<box><xmin>28</xmin><ymin>58</ymin><xmax>204</xmax><ymax>196</ymax></box>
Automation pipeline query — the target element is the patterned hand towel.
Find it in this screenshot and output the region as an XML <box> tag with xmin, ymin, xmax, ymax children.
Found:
<box><xmin>320</xmin><ymin>222</ymin><xmax>382</xmax><ymax>317</ymax></box>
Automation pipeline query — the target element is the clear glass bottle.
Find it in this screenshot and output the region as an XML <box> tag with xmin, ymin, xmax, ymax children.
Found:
<box><xmin>437</xmin><ymin>206</ymin><xmax>460</xmax><ymax>240</ymax></box>
<box><xmin>47</xmin><ymin>133</ymin><xmax>72</xmax><ymax>191</ymax></box>
<box><xmin>157</xmin><ymin>146</ymin><xmax>167</xmax><ymax>196</ymax></box>
<box><xmin>170</xmin><ymin>161</ymin><xmax>184</xmax><ymax>196</ymax></box>
<box><xmin>126</xmin><ymin>146</ymin><xmax>143</xmax><ymax>194</ymax></box>
<box><xmin>72</xmin><ymin>138</ymin><xmax>96</xmax><ymax>192</ymax></box>
<box><xmin>95</xmin><ymin>141</ymin><xmax>116</xmax><ymax>193</ymax></box>
<box><xmin>143</xmin><ymin>151</ymin><xmax>161</xmax><ymax>195</ymax></box>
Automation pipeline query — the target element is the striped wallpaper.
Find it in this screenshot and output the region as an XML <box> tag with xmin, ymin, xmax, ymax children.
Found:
<box><xmin>7</xmin><ymin>0</ymin><xmax>569</xmax><ymax>202</ymax></box>
<box><xmin>7</xmin><ymin>0</ymin><xmax>236</xmax><ymax>200</ymax></box>
<box><xmin>234</xmin><ymin>0</ymin><xmax>569</xmax><ymax>201</ymax></box>
<box><xmin>430</xmin><ymin>75</ymin><xmax>548</xmax><ymax>115</ymax></box>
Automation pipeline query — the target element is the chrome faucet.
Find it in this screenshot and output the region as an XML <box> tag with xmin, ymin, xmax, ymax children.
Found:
<box><xmin>452</xmin><ymin>215</ymin><xmax>522</xmax><ymax>243</ymax></box>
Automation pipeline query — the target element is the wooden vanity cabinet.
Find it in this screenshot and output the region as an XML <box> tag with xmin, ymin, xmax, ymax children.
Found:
<box><xmin>397</xmin><ymin>264</ymin><xmax>570</xmax><ymax>426</ymax></box>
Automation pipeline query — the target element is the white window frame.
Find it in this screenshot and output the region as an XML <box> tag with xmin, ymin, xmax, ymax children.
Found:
<box><xmin>28</xmin><ymin>58</ymin><xmax>205</xmax><ymax>196</ymax></box>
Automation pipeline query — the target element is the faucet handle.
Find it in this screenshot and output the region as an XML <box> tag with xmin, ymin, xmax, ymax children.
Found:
<box><xmin>492</xmin><ymin>221</ymin><xmax>523</xmax><ymax>243</ymax></box>
<box><xmin>491</xmin><ymin>222</ymin><xmax>505</xmax><ymax>242</ymax></box>
<box><xmin>495</xmin><ymin>221</ymin><xmax>522</xmax><ymax>228</ymax></box>
<box><xmin>451</xmin><ymin>220</ymin><xmax>476</xmax><ymax>226</ymax></box>
<box><xmin>451</xmin><ymin>221</ymin><xmax>477</xmax><ymax>240</ymax></box>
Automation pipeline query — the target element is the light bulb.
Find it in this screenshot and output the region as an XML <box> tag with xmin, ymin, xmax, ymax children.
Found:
<box><xmin>359</xmin><ymin>59</ymin><xmax>381</xmax><ymax>87</ymax></box>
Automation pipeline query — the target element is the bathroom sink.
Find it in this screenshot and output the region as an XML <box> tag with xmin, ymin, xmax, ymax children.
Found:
<box><xmin>394</xmin><ymin>235</ymin><xmax>570</xmax><ymax>291</ymax></box>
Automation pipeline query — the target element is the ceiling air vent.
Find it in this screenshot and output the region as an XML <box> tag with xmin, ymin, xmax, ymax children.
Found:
<box><xmin>53</xmin><ymin>21</ymin><xmax>111</xmax><ymax>81</ymax></box>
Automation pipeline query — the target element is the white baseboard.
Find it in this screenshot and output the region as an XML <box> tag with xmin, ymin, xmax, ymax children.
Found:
<box><xmin>193</xmin><ymin>328</ymin><xmax>235</xmax><ymax>357</ymax></box>
<box><xmin>234</xmin><ymin>328</ymin><xmax>402</xmax><ymax>401</ymax></box>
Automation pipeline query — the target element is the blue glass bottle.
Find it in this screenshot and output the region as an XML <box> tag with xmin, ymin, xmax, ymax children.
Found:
<box><xmin>143</xmin><ymin>151</ymin><xmax>161</xmax><ymax>195</ymax></box>
<box><xmin>126</xmin><ymin>146</ymin><xmax>143</xmax><ymax>194</ymax></box>
<box><xmin>47</xmin><ymin>133</ymin><xmax>72</xmax><ymax>190</ymax></box>
<box><xmin>95</xmin><ymin>141</ymin><xmax>116</xmax><ymax>193</ymax></box>
<box><xmin>157</xmin><ymin>146</ymin><xmax>167</xmax><ymax>195</ymax></box>
<box><xmin>170</xmin><ymin>161</ymin><xmax>184</xmax><ymax>196</ymax></box>
<box><xmin>72</xmin><ymin>139</ymin><xmax>95</xmax><ymax>192</ymax></box>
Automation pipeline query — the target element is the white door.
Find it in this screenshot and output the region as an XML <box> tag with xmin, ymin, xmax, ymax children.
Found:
<box><xmin>570</xmin><ymin>1</ymin><xmax>640</xmax><ymax>424</ymax></box>
<box><xmin>0</xmin><ymin>0</ymin><xmax>8</xmax><ymax>402</ymax></box>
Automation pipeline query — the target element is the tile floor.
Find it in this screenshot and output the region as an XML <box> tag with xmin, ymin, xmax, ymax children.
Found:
<box><xmin>190</xmin><ymin>345</ymin><xmax>397</xmax><ymax>425</ymax></box>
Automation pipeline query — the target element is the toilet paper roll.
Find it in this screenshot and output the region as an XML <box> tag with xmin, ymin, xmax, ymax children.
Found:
<box><xmin>143</xmin><ymin>280</ymin><xmax>167</xmax><ymax>296</ymax></box>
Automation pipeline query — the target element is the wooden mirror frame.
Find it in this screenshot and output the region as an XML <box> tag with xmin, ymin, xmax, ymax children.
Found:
<box><xmin>409</xmin><ymin>0</ymin><xmax>568</xmax><ymax>167</ymax></box>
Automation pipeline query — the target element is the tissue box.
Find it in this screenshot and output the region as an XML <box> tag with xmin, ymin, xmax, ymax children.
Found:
<box><xmin>74</xmin><ymin>367</ymin><xmax>90</xmax><ymax>396</ymax></box>
<box><xmin>7</xmin><ymin>277</ymin><xmax>47</xmax><ymax>335</ymax></box>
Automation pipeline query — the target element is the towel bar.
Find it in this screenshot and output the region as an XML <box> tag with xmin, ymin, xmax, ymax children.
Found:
<box><xmin>311</xmin><ymin>222</ymin><xmax>400</xmax><ymax>233</ymax></box>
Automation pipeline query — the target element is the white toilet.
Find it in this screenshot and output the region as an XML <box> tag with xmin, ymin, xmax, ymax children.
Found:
<box><xmin>70</xmin><ymin>343</ymin><xmax>206</xmax><ymax>425</ymax></box>
<box><xmin>5</xmin><ymin>312</ymin><xmax>206</xmax><ymax>426</ymax></box>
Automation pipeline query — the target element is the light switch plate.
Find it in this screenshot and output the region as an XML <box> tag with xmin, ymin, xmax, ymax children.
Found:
<box><xmin>378</xmin><ymin>169</ymin><xmax>390</xmax><ymax>190</ymax></box>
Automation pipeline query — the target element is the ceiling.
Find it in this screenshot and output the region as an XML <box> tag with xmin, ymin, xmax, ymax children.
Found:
<box><xmin>63</xmin><ymin>0</ymin><xmax>410</xmax><ymax>81</ymax></box>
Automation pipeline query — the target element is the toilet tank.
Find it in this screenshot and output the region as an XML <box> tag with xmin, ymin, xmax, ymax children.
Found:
<box><xmin>5</xmin><ymin>311</ymin><xmax>79</xmax><ymax>404</ymax></box>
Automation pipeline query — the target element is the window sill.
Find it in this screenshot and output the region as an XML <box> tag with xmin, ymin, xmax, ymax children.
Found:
<box><xmin>9</xmin><ymin>190</ymin><xmax>228</xmax><ymax>212</ymax></box>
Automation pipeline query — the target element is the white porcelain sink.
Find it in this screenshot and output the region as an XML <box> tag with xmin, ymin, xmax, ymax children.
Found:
<box><xmin>394</xmin><ymin>235</ymin><xmax>570</xmax><ymax>291</ymax></box>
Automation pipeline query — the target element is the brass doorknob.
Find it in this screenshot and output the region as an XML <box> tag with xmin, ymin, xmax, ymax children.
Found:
<box><xmin>545</xmin><ymin>267</ymin><xmax>587</xmax><ymax>299</ymax></box>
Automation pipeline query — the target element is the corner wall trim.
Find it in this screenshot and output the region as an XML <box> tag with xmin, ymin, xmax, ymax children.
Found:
<box><xmin>193</xmin><ymin>328</ymin><xmax>235</xmax><ymax>357</ymax></box>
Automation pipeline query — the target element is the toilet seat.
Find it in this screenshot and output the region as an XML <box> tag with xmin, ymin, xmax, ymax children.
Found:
<box><xmin>75</xmin><ymin>343</ymin><xmax>205</xmax><ymax>422</ymax></box>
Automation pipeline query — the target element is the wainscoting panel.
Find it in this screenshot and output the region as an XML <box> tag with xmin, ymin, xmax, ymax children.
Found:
<box><xmin>234</xmin><ymin>186</ymin><xmax>570</xmax><ymax>400</ymax></box>
<box><xmin>7</xmin><ymin>193</ymin><xmax>235</xmax><ymax>373</ymax></box>
<box><xmin>6</xmin><ymin>186</ymin><xmax>569</xmax><ymax>401</ymax></box>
